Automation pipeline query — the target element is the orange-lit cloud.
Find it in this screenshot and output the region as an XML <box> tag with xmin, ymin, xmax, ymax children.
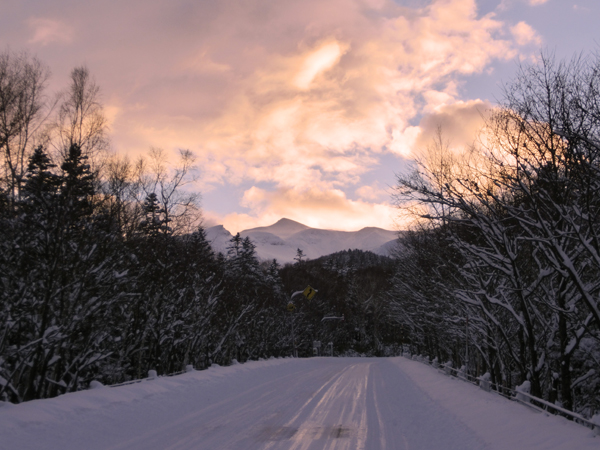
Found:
<box><xmin>294</xmin><ymin>41</ymin><xmax>348</xmax><ymax>89</ymax></box>
<box><xmin>510</xmin><ymin>22</ymin><xmax>542</xmax><ymax>46</ymax></box>
<box><xmin>413</xmin><ymin>100</ymin><xmax>493</xmax><ymax>154</ymax></box>
<box><xmin>356</xmin><ymin>182</ymin><xmax>389</xmax><ymax>202</ymax></box>
<box><xmin>125</xmin><ymin>0</ymin><xmax>519</xmax><ymax>193</ymax></box>
<box><xmin>27</xmin><ymin>18</ymin><xmax>73</xmax><ymax>46</ymax></box>
<box><xmin>7</xmin><ymin>0</ymin><xmax>547</xmax><ymax>233</ymax></box>
<box><xmin>119</xmin><ymin>0</ymin><xmax>537</xmax><ymax>232</ymax></box>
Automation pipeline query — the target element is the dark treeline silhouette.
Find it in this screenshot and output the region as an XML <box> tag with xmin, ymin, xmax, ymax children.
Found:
<box><xmin>0</xmin><ymin>51</ymin><xmax>293</xmax><ymax>403</ymax></box>
<box><xmin>0</xmin><ymin>137</ymin><xmax>301</xmax><ymax>402</ymax></box>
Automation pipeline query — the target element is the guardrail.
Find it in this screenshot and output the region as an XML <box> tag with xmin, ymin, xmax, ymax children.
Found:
<box><xmin>91</xmin><ymin>365</ymin><xmax>195</xmax><ymax>389</ymax></box>
<box><xmin>404</xmin><ymin>354</ymin><xmax>600</xmax><ymax>433</ymax></box>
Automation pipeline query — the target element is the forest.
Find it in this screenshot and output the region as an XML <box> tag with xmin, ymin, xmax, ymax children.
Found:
<box><xmin>0</xmin><ymin>49</ymin><xmax>599</xmax><ymax>419</ymax></box>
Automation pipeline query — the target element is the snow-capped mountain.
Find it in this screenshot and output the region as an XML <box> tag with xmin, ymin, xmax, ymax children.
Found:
<box><xmin>205</xmin><ymin>218</ymin><xmax>398</xmax><ymax>263</ymax></box>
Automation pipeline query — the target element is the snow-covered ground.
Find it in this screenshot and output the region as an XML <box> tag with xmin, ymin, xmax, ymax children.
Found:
<box><xmin>0</xmin><ymin>357</ymin><xmax>596</xmax><ymax>450</ymax></box>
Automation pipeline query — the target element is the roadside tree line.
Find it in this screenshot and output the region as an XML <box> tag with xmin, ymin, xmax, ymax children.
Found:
<box><xmin>390</xmin><ymin>53</ymin><xmax>600</xmax><ymax>417</ymax></box>
<box><xmin>0</xmin><ymin>51</ymin><xmax>293</xmax><ymax>403</ymax></box>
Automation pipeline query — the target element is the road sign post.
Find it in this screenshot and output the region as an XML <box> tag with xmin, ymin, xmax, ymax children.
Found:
<box><xmin>288</xmin><ymin>285</ymin><xmax>318</xmax><ymax>358</ymax></box>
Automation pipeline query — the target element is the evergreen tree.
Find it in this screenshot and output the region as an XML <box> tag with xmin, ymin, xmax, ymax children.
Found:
<box><xmin>139</xmin><ymin>192</ymin><xmax>170</xmax><ymax>237</ymax></box>
<box><xmin>60</xmin><ymin>143</ymin><xmax>95</xmax><ymax>219</ymax></box>
<box><xmin>23</xmin><ymin>146</ymin><xmax>60</xmax><ymax>204</ymax></box>
<box><xmin>294</xmin><ymin>248</ymin><xmax>305</xmax><ymax>264</ymax></box>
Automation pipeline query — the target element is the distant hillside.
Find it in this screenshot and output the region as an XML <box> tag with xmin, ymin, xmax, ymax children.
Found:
<box><xmin>205</xmin><ymin>218</ymin><xmax>399</xmax><ymax>263</ymax></box>
<box><xmin>313</xmin><ymin>248</ymin><xmax>394</xmax><ymax>269</ymax></box>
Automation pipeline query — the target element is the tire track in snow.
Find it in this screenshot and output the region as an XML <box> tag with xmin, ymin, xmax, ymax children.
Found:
<box><xmin>106</xmin><ymin>359</ymin><xmax>350</xmax><ymax>450</ymax></box>
<box><xmin>263</xmin><ymin>362</ymin><xmax>370</xmax><ymax>450</ymax></box>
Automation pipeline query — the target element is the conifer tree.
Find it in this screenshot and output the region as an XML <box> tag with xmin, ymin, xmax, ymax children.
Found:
<box><xmin>60</xmin><ymin>143</ymin><xmax>95</xmax><ymax>220</ymax></box>
<box><xmin>139</xmin><ymin>192</ymin><xmax>170</xmax><ymax>237</ymax></box>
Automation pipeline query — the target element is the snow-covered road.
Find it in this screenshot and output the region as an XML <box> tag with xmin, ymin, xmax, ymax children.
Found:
<box><xmin>0</xmin><ymin>357</ymin><xmax>597</xmax><ymax>450</ymax></box>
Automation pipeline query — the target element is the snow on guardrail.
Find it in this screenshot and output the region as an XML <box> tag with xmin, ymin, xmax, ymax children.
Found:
<box><xmin>404</xmin><ymin>353</ymin><xmax>600</xmax><ymax>433</ymax></box>
<box><xmin>91</xmin><ymin>359</ymin><xmax>278</xmax><ymax>389</ymax></box>
<box><xmin>91</xmin><ymin>367</ymin><xmax>192</xmax><ymax>389</ymax></box>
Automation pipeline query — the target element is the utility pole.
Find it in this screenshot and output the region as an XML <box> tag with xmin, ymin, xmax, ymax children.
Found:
<box><xmin>291</xmin><ymin>314</ymin><xmax>297</xmax><ymax>358</ymax></box>
<box><xmin>400</xmin><ymin>324</ymin><xmax>404</xmax><ymax>355</ymax></box>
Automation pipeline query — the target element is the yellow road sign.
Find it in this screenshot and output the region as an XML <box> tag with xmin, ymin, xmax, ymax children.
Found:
<box><xmin>303</xmin><ymin>285</ymin><xmax>317</xmax><ymax>300</ymax></box>
<box><xmin>287</xmin><ymin>302</ymin><xmax>296</xmax><ymax>312</ymax></box>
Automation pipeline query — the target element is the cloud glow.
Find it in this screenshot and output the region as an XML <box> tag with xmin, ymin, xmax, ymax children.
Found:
<box><xmin>27</xmin><ymin>18</ymin><xmax>73</xmax><ymax>46</ymax></box>
<box><xmin>294</xmin><ymin>41</ymin><xmax>347</xmax><ymax>89</ymax></box>
<box><xmin>3</xmin><ymin>0</ymin><xmax>557</xmax><ymax>233</ymax></box>
<box><xmin>510</xmin><ymin>21</ymin><xmax>542</xmax><ymax>46</ymax></box>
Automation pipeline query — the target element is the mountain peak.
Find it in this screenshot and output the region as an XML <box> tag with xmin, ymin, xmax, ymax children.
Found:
<box><xmin>244</xmin><ymin>218</ymin><xmax>309</xmax><ymax>239</ymax></box>
<box><xmin>273</xmin><ymin>218</ymin><xmax>303</xmax><ymax>226</ymax></box>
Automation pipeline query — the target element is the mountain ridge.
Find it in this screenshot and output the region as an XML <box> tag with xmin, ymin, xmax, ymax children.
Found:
<box><xmin>205</xmin><ymin>218</ymin><xmax>398</xmax><ymax>263</ymax></box>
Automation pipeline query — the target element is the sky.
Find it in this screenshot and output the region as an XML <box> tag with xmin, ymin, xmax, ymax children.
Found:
<box><xmin>1</xmin><ymin>0</ymin><xmax>598</xmax><ymax>233</ymax></box>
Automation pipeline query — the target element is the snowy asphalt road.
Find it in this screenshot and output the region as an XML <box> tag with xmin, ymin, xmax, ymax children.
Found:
<box><xmin>1</xmin><ymin>357</ymin><xmax>597</xmax><ymax>450</ymax></box>
<box><xmin>108</xmin><ymin>358</ymin><xmax>482</xmax><ymax>450</ymax></box>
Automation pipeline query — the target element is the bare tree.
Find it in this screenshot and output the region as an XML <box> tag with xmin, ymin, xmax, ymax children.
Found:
<box><xmin>0</xmin><ymin>51</ymin><xmax>51</xmax><ymax>204</ymax></box>
<box><xmin>135</xmin><ymin>148</ymin><xmax>202</xmax><ymax>235</ymax></box>
<box><xmin>52</xmin><ymin>66</ymin><xmax>109</xmax><ymax>164</ymax></box>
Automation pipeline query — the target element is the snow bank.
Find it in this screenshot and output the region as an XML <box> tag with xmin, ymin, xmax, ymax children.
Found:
<box><xmin>392</xmin><ymin>357</ymin><xmax>598</xmax><ymax>450</ymax></box>
<box><xmin>0</xmin><ymin>358</ymin><xmax>293</xmax><ymax>450</ymax></box>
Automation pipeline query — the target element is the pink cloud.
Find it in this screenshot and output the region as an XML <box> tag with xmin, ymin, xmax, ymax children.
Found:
<box><xmin>27</xmin><ymin>18</ymin><xmax>73</xmax><ymax>46</ymax></box>
<box><xmin>413</xmin><ymin>99</ymin><xmax>494</xmax><ymax>154</ymax></box>
<box><xmin>510</xmin><ymin>21</ymin><xmax>542</xmax><ymax>46</ymax></box>
<box><xmin>10</xmin><ymin>0</ymin><xmax>539</xmax><ymax>231</ymax></box>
